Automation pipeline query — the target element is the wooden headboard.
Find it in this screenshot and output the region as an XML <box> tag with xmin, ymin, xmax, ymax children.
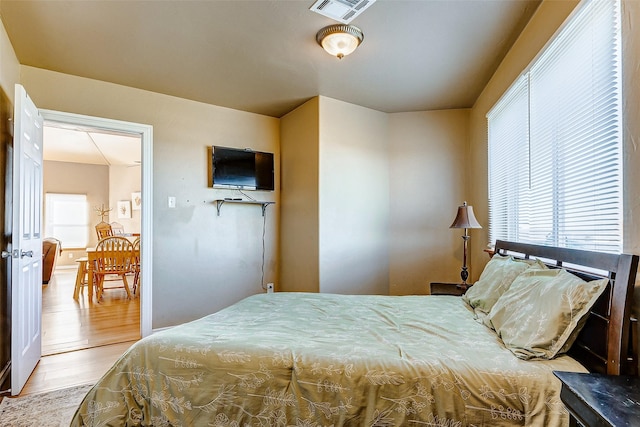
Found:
<box><xmin>494</xmin><ymin>240</ymin><xmax>639</xmax><ymax>376</ymax></box>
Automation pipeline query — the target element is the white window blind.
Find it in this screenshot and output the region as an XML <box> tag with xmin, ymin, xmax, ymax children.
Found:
<box><xmin>488</xmin><ymin>0</ymin><xmax>622</xmax><ymax>253</ymax></box>
<box><xmin>45</xmin><ymin>193</ymin><xmax>89</xmax><ymax>248</ymax></box>
<box><xmin>487</xmin><ymin>75</ymin><xmax>529</xmax><ymax>245</ymax></box>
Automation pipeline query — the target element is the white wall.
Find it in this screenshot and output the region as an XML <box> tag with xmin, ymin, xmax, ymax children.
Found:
<box><xmin>388</xmin><ymin>110</ymin><xmax>470</xmax><ymax>295</ymax></box>
<box><xmin>318</xmin><ymin>97</ymin><xmax>389</xmax><ymax>295</ymax></box>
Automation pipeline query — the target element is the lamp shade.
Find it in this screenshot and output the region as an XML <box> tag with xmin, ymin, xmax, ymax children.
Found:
<box><xmin>316</xmin><ymin>24</ymin><xmax>364</xmax><ymax>59</ymax></box>
<box><xmin>450</xmin><ymin>201</ymin><xmax>482</xmax><ymax>229</ymax></box>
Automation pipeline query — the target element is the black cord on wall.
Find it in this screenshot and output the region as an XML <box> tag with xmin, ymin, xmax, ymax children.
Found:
<box><xmin>260</xmin><ymin>207</ymin><xmax>267</xmax><ymax>290</ymax></box>
<box><xmin>235</xmin><ymin>188</ymin><xmax>268</xmax><ymax>290</ymax></box>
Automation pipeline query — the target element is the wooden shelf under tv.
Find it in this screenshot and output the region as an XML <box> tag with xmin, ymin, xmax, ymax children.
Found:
<box><xmin>213</xmin><ymin>199</ymin><xmax>275</xmax><ymax>216</ymax></box>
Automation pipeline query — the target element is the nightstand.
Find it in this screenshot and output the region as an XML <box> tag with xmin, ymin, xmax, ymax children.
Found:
<box><xmin>429</xmin><ymin>282</ymin><xmax>468</xmax><ymax>296</ymax></box>
<box><xmin>554</xmin><ymin>371</ymin><xmax>640</xmax><ymax>427</ymax></box>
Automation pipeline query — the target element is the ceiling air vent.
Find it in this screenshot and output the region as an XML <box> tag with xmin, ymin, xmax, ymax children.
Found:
<box><xmin>310</xmin><ymin>0</ymin><xmax>376</xmax><ymax>24</ymax></box>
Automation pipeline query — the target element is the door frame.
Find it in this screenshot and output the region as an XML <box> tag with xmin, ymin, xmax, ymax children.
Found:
<box><xmin>39</xmin><ymin>110</ymin><xmax>153</xmax><ymax>337</ymax></box>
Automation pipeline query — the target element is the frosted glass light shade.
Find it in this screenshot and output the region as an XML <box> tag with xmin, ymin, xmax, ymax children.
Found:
<box><xmin>316</xmin><ymin>24</ymin><xmax>364</xmax><ymax>59</ymax></box>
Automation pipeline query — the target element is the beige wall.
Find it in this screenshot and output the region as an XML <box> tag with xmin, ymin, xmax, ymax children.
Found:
<box><xmin>280</xmin><ymin>96</ymin><xmax>391</xmax><ymax>295</ymax></box>
<box><xmin>109</xmin><ymin>164</ymin><xmax>142</xmax><ymax>235</ymax></box>
<box><xmin>19</xmin><ymin>66</ymin><xmax>280</xmax><ymax>329</ymax></box>
<box><xmin>388</xmin><ymin>109</ymin><xmax>470</xmax><ymax>295</ymax></box>
<box><xmin>0</xmin><ymin>19</ymin><xmax>18</xmax><ymax>103</ymax></box>
<box><xmin>318</xmin><ymin>97</ymin><xmax>389</xmax><ymax>295</ymax></box>
<box><xmin>43</xmin><ymin>160</ymin><xmax>109</xmax><ymax>266</ymax></box>
<box><xmin>621</xmin><ymin>0</ymin><xmax>640</xmax><ymax>313</ymax></box>
<box><xmin>279</xmin><ymin>97</ymin><xmax>320</xmax><ymax>292</ymax></box>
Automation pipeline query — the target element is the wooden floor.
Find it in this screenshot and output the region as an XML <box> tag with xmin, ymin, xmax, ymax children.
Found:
<box><xmin>19</xmin><ymin>340</ymin><xmax>136</xmax><ymax>396</ymax></box>
<box><xmin>18</xmin><ymin>267</ymin><xmax>141</xmax><ymax>396</ymax></box>
<box><xmin>42</xmin><ymin>267</ymin><xmax>140</xmax><ymax>355</ymax></box>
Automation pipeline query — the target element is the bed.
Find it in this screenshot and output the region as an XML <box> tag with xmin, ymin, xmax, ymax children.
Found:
<box><xmin>70</xmin><ymin>241</ymin><xmax>639</xmax><ymax>426</ymax></box>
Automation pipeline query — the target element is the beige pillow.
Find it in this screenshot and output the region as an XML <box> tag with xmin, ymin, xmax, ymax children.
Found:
<box><xmin>487</xmin><ymin>268</ymin><xmax>608</xmax><ymax>360</ymax></box>
<box><xmin>462</xmin><ymin>255</ymin><xmax>533</xmax><ymax>316</ymax></box>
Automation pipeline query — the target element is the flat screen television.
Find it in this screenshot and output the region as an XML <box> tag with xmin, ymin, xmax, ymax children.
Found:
<box><xmin>211</xmin><ymin>146</ymin><xmax>274</xmax><ymax>191</ymax></box>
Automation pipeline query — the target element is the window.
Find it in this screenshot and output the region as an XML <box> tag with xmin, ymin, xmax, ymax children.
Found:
<box><xmin>487</xmin><ymin>0</ymin><xmax>622</xmax><ymax>253</ymax></box>
<box><xmin>45</xmin><ymin>193</ymin><xmax>89</xmax><ymax>248</ymax></box>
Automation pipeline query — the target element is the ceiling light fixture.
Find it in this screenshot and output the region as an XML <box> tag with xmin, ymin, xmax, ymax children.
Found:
<box><xmin>316</xmin><ymin>24</ymin><xmax>364</xmax><ymax>59</ymax></box>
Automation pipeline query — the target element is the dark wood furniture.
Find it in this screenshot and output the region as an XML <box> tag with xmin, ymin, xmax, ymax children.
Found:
<box><xmin>42</xmin><ymin>237</ymin><xmax>61</xmax><ymax>284</ymax></box>
<box><xmin>554</xmin><ymin>371</ymin><xmax>640</xmax><ymax>427</ymax></box>
<box><xmin>494</xmin><ymin>240</ymin><xmax>639</xmax><ymax>376</ymax></box>
<box><xmin>429</xmin><ymin>282</ymin><xmax>467</xmax><ymax>296</ymax></box>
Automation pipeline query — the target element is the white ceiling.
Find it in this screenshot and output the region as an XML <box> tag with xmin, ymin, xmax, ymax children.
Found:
<box><xmin>0</xmin><ymin>0</ymin><xmax>541</xmax><ymax>119</ymax></box>
<box><xmin>43</xmin><ymin>123</ymin><xmax>141</xmax><ymax>166</ymax></box>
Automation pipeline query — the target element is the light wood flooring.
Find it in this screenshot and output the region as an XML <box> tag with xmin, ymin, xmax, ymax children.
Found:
<box><xmin>42</xmin><ymin>267</ymin><xmax>140</xmax><ymax>355</ymax></box>
<box><xmin>19</xmin><ymin>340</ymin><xmax>136</xmax><ymax>396</ymax></box>
<box><xmin>19</xmin><ymin>266</ymin><xmax>141</xmax><ymax>396</ymax></box>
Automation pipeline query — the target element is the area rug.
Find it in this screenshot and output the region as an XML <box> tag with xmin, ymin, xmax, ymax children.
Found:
<box><xmin>0</xmin><ymin>383</ymin><xmax>92</xmax><ymax>426</ymax></box>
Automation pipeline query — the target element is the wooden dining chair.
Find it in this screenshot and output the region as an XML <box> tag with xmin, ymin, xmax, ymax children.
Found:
<box><xmin>110</xmin><ymin>221</ymin><xmax>125</xmax><ymax>235</ymax></box>
<box><xmin>72</xmin><ymin>257</ymin><xmax>91</xmax><ymax>301</ymax></box>
<box><xmin>95</xmin><ymin>221</ymin><xmax>114</xmax><ymax>239</ymax></box>
<box><xmin>131</xmin><ymin>237</ymin><xmax>141</xmax><ymax>295</ymax></box>
<box><xmin>93</xmin><ymin>236</ymin><xmax>134</xmax><ymax>300</ymax></box>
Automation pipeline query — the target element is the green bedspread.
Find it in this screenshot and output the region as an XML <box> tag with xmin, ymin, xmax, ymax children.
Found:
<box><xmin>70</xmin><ymin>293</ymin><xmax>586</xmax><ymax>426</ymax></box>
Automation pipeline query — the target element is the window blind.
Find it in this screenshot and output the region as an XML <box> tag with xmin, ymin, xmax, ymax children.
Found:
<box><xmin>488</xmin><ymin>0</ymin><xmax>622</xmax><ymax>253</ymax></box>
<box><xmin>45</xmin><ymin>193</ymin><xmax>89</xmax><ymax>248</ymax></box>
<box><xmin>487</xmin><ymin>75</ymin><xmax>529</xmax><ymax>245</ymax></box>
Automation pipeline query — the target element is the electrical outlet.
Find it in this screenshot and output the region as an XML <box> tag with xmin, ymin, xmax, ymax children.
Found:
<box><xmin>266</xmin><ymin>283</ymin><xmax>274</xmax><ymax>293</ymax></box>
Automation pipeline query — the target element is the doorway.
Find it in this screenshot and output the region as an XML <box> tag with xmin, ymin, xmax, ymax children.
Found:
<box><xmin>39</xmin><ymin>110</ymin><xmax>153</xmax><ymax>349</ymax></box>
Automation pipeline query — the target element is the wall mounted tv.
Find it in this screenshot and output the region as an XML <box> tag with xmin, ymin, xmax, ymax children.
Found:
<box><xmin>211</xmin><ymin>146</ymin><xmax>274</xmax><ymax>191</ymax></box>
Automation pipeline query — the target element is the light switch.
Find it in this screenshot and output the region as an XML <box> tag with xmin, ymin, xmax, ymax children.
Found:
<box><xmin>168</xmin><ymin>196</ymin><xmax>176</xmax><ymax>208</ymax></box>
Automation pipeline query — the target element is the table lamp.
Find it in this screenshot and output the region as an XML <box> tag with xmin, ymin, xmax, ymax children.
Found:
<box><xmin>450</xmin><ymin>201</ymin><xmax>482</xmax><ymax>290</ymax></box>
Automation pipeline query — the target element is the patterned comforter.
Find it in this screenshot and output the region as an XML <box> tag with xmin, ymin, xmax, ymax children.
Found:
<box><xmin>70</xmin><ymin>293</ymin><xmax>586</xmax><ymax>426</ymax></box>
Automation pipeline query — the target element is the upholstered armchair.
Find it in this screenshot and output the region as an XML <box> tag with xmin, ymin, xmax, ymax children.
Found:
<box><xmin>42</xmin><ymin>237</ymin><xmax>62</xmax><ymax>284</ymax></box>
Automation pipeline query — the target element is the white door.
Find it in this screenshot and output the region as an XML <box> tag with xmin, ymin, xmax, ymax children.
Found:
<box><xmin>10</xmin><ymin>84</ymin><xmax>43</xmax><ymax>395</ymax></box>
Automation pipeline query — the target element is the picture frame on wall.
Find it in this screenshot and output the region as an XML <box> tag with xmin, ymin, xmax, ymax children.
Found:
<box><xmin>117</xmin><ymin>200</ymin><xmax>132</xmax><ymax>219</ymax></box>
<box><xmin>131</xmin><ymin>192</ymin><xmax>142</xmax><ymax>210</ymax></box>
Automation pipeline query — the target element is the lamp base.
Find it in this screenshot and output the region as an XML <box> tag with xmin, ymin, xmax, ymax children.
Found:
<box><xmin>459</xmin><ymin>265</ymin><xmax>469</xmax><ymax>285</ymax></box>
